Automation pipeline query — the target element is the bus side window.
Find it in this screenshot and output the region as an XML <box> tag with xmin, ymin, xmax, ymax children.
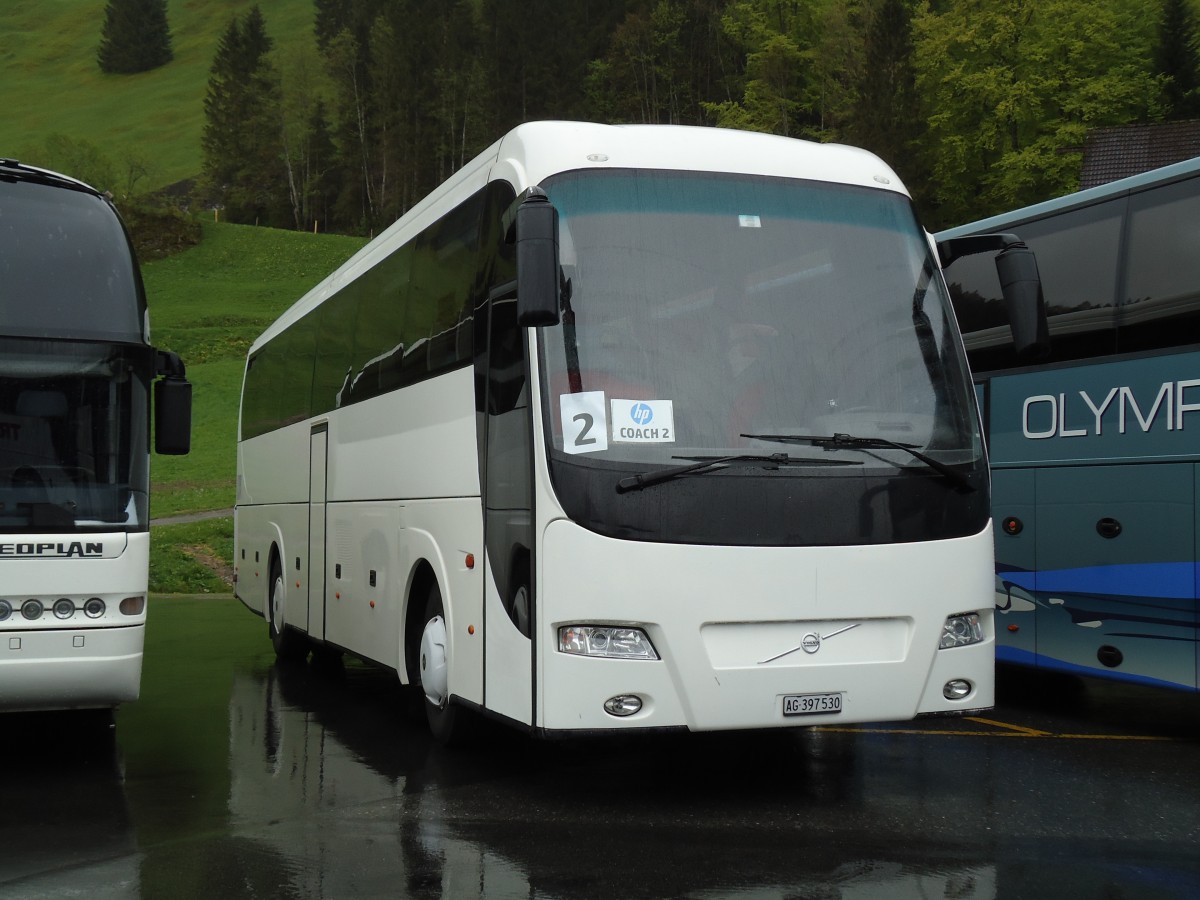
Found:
<box><xmin>1120</xmin><ymin>176</ymin><xmax>1200</xmax><ymax>353</ymax></box>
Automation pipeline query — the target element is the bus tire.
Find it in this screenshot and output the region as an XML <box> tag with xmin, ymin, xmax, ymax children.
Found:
<box><xmin>418</xmin><ymin>581</ymin><xmax>473</xmax><ymax>745</ymax></box>
<box><xmin>269</xmin><ymin>557</ymin><xmax>308</xmax><ymax>663</ymax></box>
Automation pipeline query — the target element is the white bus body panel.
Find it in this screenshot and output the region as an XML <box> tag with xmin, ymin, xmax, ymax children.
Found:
<box><xmin>538</xmin><ymin>522</ymin><xmax>995</xmax><ymax>732</ymax></box>
<box><xmin>236</xmin><ymin>369</ymin><xmax>484</xmax><ymax>692</ymax></box>
<box><xmin>0</xmin><ymin>531</ymin><xmax>148</xmax><ymax>711</ymax></box>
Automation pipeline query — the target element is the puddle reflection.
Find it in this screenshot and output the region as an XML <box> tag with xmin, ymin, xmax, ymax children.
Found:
<box><xmin>225</xmin><ymin>660</ymin><xmax>1000</xmax><ymax>899</ymax></box>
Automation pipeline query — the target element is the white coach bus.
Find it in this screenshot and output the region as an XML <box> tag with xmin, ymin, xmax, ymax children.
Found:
<box><xmin>1</xmin><ymin>160</ymin><xmax>191</xmax><ymax>712</ymax></box>
<box><xmin>234</xmin><ymin>122</ymin><xmax>1044</xmax><ymax>741</ymax></box>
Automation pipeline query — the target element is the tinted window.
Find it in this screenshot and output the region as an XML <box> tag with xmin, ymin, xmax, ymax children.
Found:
<box><xmin>408</xmin><ymin>199</ymin><xmax>479</xmax><ymax>377</ymax></box>
<box><xmin>241</xmin><ymin>191</ymin><xmax>486</xmax><ymax>439</ymax></box>
<box><xmin>0</xmin><ymin>178</ymin><xmax>145</xmax><ymax>343</ymax></box>
<box><xmin>1120</xmin><ymin>176</ymin><xmax>1200</xmax><ymax>352</ymax></box>
<box><xmin>947</xmin><ymin>199</ymin><xmax>1123</xmax><ymax>370</ymax></box>
<box><xmin>349</xmin><ymin>243</ymin><xmax>412</xmax><ymax>402</ymax></box>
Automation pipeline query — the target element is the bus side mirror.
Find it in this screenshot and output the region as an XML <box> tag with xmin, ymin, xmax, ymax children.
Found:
<box><xmin>514</xmin><ymin>189</ymin><xmax>561</xmax><ymax>327</ymax></box>
<box><xmin>995</xmin><ymin>243</ymin><xmax>1049</xmax><ymax>362</ymax></box>
<box><xmin>154</xmin><ymin>349</ymin><xmax>192</xmax><ymax>455</ymax></box>
<box><xmin>938</xmin><ymin>233</ymin><xmax>1050</xmax><ymax>362</ymax></box>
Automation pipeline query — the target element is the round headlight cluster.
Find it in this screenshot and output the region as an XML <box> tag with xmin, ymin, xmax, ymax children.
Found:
<box><xmin>84</xmin><ymin>597</ymin><xmax>106</xmax><ymax>618</ymax></box>
<box><xmin>53</xmin><ymin>598</ymin><xmax>75</xmax><ymax>620</ymax></box>
<box><xmin>21</xmin><ymin>599</ymin><xmax>44</xmax><ymax>620</ymax></box>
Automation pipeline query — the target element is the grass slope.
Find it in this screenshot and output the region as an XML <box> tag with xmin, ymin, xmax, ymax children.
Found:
<box><xmin>143</xmin><ymin>221</ymin><xmax>365</xmax><ymax>590</ymax></box>
<box><xmin>1</xmin><ymin>0</ymin><xmax>317</xmax><ymax>190</ymax></box>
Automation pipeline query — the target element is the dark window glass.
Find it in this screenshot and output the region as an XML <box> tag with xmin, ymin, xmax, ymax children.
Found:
<box><xmin>0</xmin><ymin>180</ymin><xmax>145</xmax><ymax>343</ymax></box>
<box><xmin>275</xmin><ymin>312</ymin><xmax>316</xmax><ymax>427</ymax></box>
<box><xmin>241</xmin><ymin>190</ymin><xmax>489</xmax><ymax>439</ymax></box>
<box><xmin>1120</xmin><ymin>175</ymin><xmax>1200</xmax><ymax>352</ymax></box>
<box><xmin>348</xmin><ymin>244</ymin><xmax>411</xmax><ymax>403</ymax></box>
<box><xmin>408</xmin><ymin>197</ymin><xmax>480</xmax><ymax>378</ymax></box>
<box><xmin>0</xmin><ymin>338</ymin><xmax>152</xmax><ymax>532</ymax></box>
<box><xmin>947</xmin><ymin>199</ymin><xmax>1123</xmax><ymax>370</ymax></box>
<box><xmin>311</xmin><ymin>289</ymin><xmax>358</xmax><ymax>412</ymax></box>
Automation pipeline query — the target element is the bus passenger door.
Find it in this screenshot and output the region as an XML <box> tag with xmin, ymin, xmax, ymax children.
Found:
<box><xmin>482</xmin><ymin>292</ymin><xmax>535</xmax><ymax>728</ymax></box>
<box><xmin>308</xmin><ymin>424</ymin><xmax>329</xmax><ymax>641</ymax></box>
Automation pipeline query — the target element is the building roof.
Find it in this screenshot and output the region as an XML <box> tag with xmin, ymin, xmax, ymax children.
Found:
<box><xmin>1081</xmin><ymin>120</ymin><xmax>1200</xmax><ymax>188</ymax></box>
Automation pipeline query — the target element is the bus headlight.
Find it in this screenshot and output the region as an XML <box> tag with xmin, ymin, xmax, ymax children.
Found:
<box><xmin>53</xmin><ymin>599</ymin><xmax>75</xmax><ymax>619</ymax></box>
<box><xmin>0</xmin><ymin>600</ymin><xmax>11</xmax><ymax>621</ymax></box>
<box><xmin>22</xmin><ymin>599</ymin><xmax>44</xmax><ymax>620</ymax></box>
<box><xmin>84</xmin><ymin>598</ymin><xmax>106</xmax><ymax>619</ymax></box>
<box><xmin>940</xmin><ymin>613</ymin><xmax>984</xmax><ymax>649</ymax></box>
<box><xmin>559</xmin><ymin>626</ymin><xmax>659</xmax><ymax>660</ymax></box>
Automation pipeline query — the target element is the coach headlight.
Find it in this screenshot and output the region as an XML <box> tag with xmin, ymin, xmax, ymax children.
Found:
<box><xmin>559</xmin><ymin>625</ymin><xmax>659</xmax><ymax>660</ymax></box>
<box><xmin>0</xmin><ymin>600</ymin><xmax>11</xmax><ymax>621</ymax></box>
<box><xmin>22</xmin><ymin>599</ymin><xmax>44</xmax><ymax>620</ymax></box>
<box><xmin>940</xmin><ymin>612</ymin><xmax>984</xmax><ymax>649</ymax></box>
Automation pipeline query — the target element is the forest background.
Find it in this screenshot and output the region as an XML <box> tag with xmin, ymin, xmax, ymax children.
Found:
<box><xmin>7</xmin><ymin>0</ymin><xmax>1200</xmax><ymax>239</ymax></box>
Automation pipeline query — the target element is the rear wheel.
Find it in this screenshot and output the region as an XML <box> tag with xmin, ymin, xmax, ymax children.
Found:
<box><xmin>418</xmin><ymin>581</ymin><xmax>474</xmax><ymax>745</ymax></box>
<box><xmin>268</xmin><ymin>557</ymin><xmax>308</xmax><ymax>663</ymax></box>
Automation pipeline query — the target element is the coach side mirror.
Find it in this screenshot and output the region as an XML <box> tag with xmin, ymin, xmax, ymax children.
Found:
<box><xmin>514</xmin><ymin>188</ymin><xmax>561</xmax><ymax>327</ymax></box>
<box><xmin>995</xmin><ymin>242</ymin><xmax>1049</xmax><ymax>362</ymax></box>
<box><xmin>154</xmin><ymin>349</ymin><xmax>192</xmax><ymax>455</ymax></box>
<box><xmin>938</xmin><ymin>232</ymin><xmax>1050</xmax><ymax>362</ymax></box>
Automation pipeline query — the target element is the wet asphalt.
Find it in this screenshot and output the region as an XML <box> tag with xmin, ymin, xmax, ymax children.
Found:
<box><xmin>2</xmin><ymin>595</ymin><xmax>1198</xmax><ymax>899</ymax></box>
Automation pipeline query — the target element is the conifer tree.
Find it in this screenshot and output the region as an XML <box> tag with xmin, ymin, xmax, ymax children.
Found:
<box><xmin>1154</xmin><ymin>0</ymin><xmax>1200</xmax><ymax>118</ymax></box>
<box><xmin>200</xmin><ymin>7</ymin><xmax>286</xmax><ymax>225</ymax></box>
<box><xmin>97</xmin><ymin>0</ymin><xmax>172</xmax><ymax>74</ymax></box>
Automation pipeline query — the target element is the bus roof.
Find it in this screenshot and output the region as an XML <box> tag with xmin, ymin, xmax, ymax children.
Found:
<box><xmin>250</xmin><ymin>122</ymin><xmax>907</xmax><ymax>353</ymax></box>
<box><xmin>936</xmin><ymin>155</ymin><xmax>1200</xmax><ymax>239</ymax></box>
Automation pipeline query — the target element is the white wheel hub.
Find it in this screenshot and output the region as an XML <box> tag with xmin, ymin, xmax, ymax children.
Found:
<box><xmin>271</xmin><ymin>576</ymin><xmax>285</xmax><ymax>630</ymax></box>
<box><xmin>420</xmin><ymin>614</ymin><xmax>449</xmax><ymax>707</ymax></box>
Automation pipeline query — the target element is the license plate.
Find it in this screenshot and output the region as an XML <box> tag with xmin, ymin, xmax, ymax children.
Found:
<box><xmin>783</xmin><ymin>692</ymin><xmax>843</xmax><ymax>716</ymax></box>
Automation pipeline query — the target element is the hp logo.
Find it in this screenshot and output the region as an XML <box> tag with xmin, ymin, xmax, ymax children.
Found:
<box><xmin>630</xmin><ymin>402</ymin><xmax>654</xmax><ymax>426</ymax></box>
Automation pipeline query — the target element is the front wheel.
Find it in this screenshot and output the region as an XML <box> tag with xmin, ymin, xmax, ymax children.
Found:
<box><xmin>268</xmin><ymin>558</ymin><xmax>309</xmax><ymax>663</ymax></box>
<box><xmin>417</xmin><ymin>582</ymin><xmax>474</xmax><ymax>745</ymax></box>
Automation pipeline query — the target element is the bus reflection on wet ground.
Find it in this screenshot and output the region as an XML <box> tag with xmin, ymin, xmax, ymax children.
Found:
<box><xmin>1</xmin><ymin>597</ymin><xmax>1197</xmax><ymax>899</ymax></box>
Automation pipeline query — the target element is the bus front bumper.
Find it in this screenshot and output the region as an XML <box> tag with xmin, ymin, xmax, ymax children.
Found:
<box><xmin>0</xmin><ymin>625</ymin><xmax>144</xmax><ymax>711</ymax></box>
<box><xmin>538</xmin><ymin>521</ymin><xmax>995</xmax><ymax>733</ymax></box>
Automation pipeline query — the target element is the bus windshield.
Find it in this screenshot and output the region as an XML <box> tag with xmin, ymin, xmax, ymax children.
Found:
<box><xmin>0</xmin><ymin>338</ymin><xmax>151</xmax><ymax>533</ymax></box>
<box><xmin>0</xmin><ymin>175</ymin><xmax>146</xmax><ymax>344</ymax></box>
<box><xmin>540</xmin><ymin>170</ymin><xmax>982</xmax><ymax>475</ymax></box>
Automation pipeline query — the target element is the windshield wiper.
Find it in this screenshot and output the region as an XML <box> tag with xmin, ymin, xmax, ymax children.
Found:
<box><xmin>740</xmin><ymin>432</ymin><xmax>976</xmax><ymax>494</ymax></box>
<box><xmin>616</xmin><ymin>452</ymin><xmax>859</xmax><ymax>494</ymax></box>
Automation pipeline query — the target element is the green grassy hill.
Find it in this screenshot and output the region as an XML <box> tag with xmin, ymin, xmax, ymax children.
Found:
<box><xmin>143</xmin><ymin>221</ymin><xmax>365</xmax><ymax>591</ymax></box>
<box><xmin>1</xmin><ymin>0</ymin><xmax>316</xmax><ymax>191</ymax></box>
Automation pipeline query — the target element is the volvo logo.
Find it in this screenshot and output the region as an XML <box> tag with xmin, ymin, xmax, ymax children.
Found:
<box><xmin>759</xmin><ymin>622</ymin><xmax>861</xmax><ymax>664</ymax></box>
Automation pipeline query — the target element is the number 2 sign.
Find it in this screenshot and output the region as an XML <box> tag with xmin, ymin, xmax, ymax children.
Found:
<box><xmin>559</xmin><ymin>391</ymin><xmax>608</xmax><ymax>455</ymax></box>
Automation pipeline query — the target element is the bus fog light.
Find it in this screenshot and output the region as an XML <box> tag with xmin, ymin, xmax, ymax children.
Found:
<box><xmin>120</xmin><ymin>596</ymin><xmax>145</xmax><ymax>616</ymax></box>
<box><xmin>559</xmin><ymin>626</ymin><xmax>658</xmax><ymax>660</ymax></box>
<box><xmin>22</xmin><ymin>599</ymin><xmax>44</xmax><ymax>620</ymax></box>
<box><xmin>84</xmin><ymin>598</ymin><xmax>106</xmax><ymax>619</ymax></box>
<box><xmin>940</xmin><ymin>613</ymin><xmax>984</xmax><ymax>649</ymax></box>
<box><xmin>943</xmin><ymin>679</ymin><xmax>973</xmax><ymax>700</ymax></box>
<box><xmin>604</xmin><ymin>695</ymin><xmax>643</xmax><ymax>717</ymax></box>
<box><xmin>53</xmin><ymin>599</ymin><xmax>75</xmax><ymax>619</ymax></box>
<box><xmin>0</xmin><ymin>600</ymin><xmax>10</xmax><ymax>621</ymax></box>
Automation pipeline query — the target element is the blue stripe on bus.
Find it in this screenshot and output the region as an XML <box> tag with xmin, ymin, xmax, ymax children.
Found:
<box><xmin>996</xmin><ymin>562</ymin><xmax>1197</xmax><ymax>599</ymax></box>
